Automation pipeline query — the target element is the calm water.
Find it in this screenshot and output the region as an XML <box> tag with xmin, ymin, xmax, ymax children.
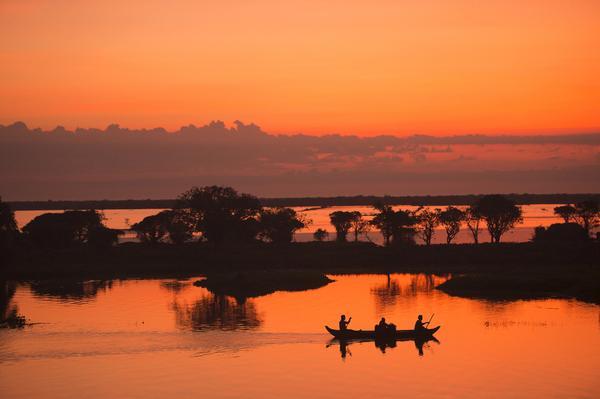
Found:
<box><xmin>14</xmin><ymin>204</ymin><xmax>567</xmax><ymax>244</ymax></box>
<box><xmin>1</xmin><ymin>274</ymin><xmax>599</xmax><ymax>398</ymax></box>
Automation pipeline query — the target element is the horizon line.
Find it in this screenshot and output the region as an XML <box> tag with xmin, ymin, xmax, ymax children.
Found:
<box><xmin>7</xmin><ymin>192</ymin><xmax>600</xmax><ymax>208</ymax></box>
<box><xmin>2</xmin><ymin>120</ymin><xmax>600</xmax><ymax>139</ymax></box>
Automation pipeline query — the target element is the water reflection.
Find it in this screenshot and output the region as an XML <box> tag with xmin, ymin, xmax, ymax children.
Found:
<box><xmin>370</xmin><ymin>274</ymin><xmax>401</xmax><ymax>311</ymax></box>
<box><xmin>1</xmin><ymin>280</ymin><xmax>26</xmax><ymax>328</ymax></box>
<box><xmin>172</xmin><ymin>294</ymin><xmax>262</xmax><ymax>331</ymax></box>
<box><xmin>371</xmin><ymin>274</ymin><xmax>448</xmax><ymax>312</ymax></box>
<box><xmin>28</xmin><ymin>280</ymin><xmax>114</xmax><ymax>302</ymax></box>
<box><xmin>160</xmin><ymin>280</ymin><xmax>191</xmax><ymax>293</ymax></box>
<box><xmin>327</xmin><ymin>336</ymin><xmax>440</xmax><ymax>359</ymax></box>
<box><xmin>2</xmin><ymin>274</ymin><xmax>600</xmax><ymax>399</ymax></box>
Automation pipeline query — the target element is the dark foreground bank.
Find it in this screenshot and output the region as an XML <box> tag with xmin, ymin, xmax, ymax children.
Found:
<box><xmin>5</xmin><ymin>241</ymin><xmax>598</xmax><ymax>275</ymax></box>
<box><xmin>2</xmin><ymin>241</ymin><xmax>599</xmax><ymax>303</ymax></box>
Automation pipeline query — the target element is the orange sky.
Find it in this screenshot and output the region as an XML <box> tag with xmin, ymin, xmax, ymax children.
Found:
<box><xmin>1</xmin><ymin>0</ymin><xmax>600</xmax><ymax>135</ymax></box>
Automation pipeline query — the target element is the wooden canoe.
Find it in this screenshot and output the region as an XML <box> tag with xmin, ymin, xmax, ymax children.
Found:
<box><xmin>325</xmin><ymin>325</ymin><xmax>440</xmax><ymax>340</ymax></box>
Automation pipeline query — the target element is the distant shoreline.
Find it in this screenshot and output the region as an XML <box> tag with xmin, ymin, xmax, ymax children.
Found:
<box><xmin>8</xmin><ymin>193</ymin><xmax>600</xmax><ymax>211</ymax></box>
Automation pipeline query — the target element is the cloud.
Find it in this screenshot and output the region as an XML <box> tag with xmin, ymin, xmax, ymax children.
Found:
<box><xmin>1</xmin><ymin>121</ymin><xmax>599</xmax><ymax>199</ymax></box>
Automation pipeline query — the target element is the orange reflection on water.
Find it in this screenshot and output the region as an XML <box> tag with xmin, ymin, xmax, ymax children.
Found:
<box><xmin>1</xmin><ymin>274</ymin><xmax>599</xmax><ymax>398</ymax></box>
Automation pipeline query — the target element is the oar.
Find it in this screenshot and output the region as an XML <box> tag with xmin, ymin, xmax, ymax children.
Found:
<box><xmin>426</xmin><ymin>313</ymin><xmax>435</xmax><ymax>327</ymax></box>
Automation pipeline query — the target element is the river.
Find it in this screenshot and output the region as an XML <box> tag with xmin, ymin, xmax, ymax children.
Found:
<box><xmin>1</xmin><ymin>274</ymin><xmax>598</xmax><ymax>398</ymax></box>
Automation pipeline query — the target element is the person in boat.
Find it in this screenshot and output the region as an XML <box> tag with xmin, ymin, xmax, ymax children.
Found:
<box><xmin>388</xmin><ymin>322</ymin><xmax>397</xmax><ymax>334</ymax></box>
<box><xmin>414</xmin><ymin>315</ymin><xmax>430</xmax><ymax>331</ymax></box>
<box><xmin>339</xmin><ymin>314</ymin><xmax>352</xmax><ymax>331</ymax></box>
<box><xmin>375</xmin><ymin>317</ymin><xmax>387</xmax><ymax>334</ymax></box>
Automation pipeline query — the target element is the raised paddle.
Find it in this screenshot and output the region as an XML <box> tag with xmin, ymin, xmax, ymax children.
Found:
<box><xmin>426</xmin><ymin>313</ymin><xmax>435</xmax><ymax>326</ymax></box>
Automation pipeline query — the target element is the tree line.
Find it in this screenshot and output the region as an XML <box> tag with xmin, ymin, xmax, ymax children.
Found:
<box><xmin>1</xmin><ymin>189</ymin><xmax>598</xmax><ymax>253</ymax></box>
<box><xmin>323</xmin><ymin>194</ymin><xmax>525</xmax><ymax>245</ymax></box>
<box><xmin>532</xmin><ymin>201</ymin><xmax>600</xmax><ymax>243</ymax></box>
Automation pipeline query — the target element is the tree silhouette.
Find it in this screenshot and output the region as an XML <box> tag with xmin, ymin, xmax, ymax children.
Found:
<box><xmin>417</xmin><ymin>208</ymin><xmax>441</xmax><ymax>246</ymax></box>
<box><xmin>554</xmin><ymin>204</ymin><xmax>577</xmax><ymax>223</ymax></box>
<box><xmin>87</xmin><ymin>225</ymin><xmax>122</xmax><ymax>249</ymax></box>
<box><xmin>533</xmin><ymin>223</ymin><xmax>589</xmax><ymax>243</ymax></box>
<box><xmin>165</xmin><ymin>209</ymin><xmax>195</xmax><ymax>244</ymax></box>
<box><xmin>329</xmin><ymin>211</ymin><xmax>356</xmax><ymax>242</ymax></box>
<box><xmin>313</xmin><ymin>228</ymin><xmax>329</xmax><ymax>242</ymax></box>
<box><xmin>131</xmin><ymin>211</ymin><xmax>170</xmax><ymax>244</ymax></box>
<box><xmin>22</xmin><ymin>210</ymin><xmax>121</xmax><ymax>249</ymax></box>
<box><xmin>0</xmin><ymin>198</ymin><xmax>20</xmax><ymax>263</ymax></box>
<box><xmin>573</xmin><ymin>200</ymin><xmax>599</xmax><ymax>235</ymax></box>
<box><xmin>0</xmin><ymin>198</ymin><xmax>18</xmax><ymax>235</ymax></box>
<box><xmin>465</xmin><ymin>206</ymin><xmax>482</xmax><ymax>244</ymax></box>
<box><xmin>370</xmin><ymin>204</ymin><xmax>418</xmax><ymax>246</ymax></box>
<box><xmin>475</xmin><ymin>195</ymin><xmax>523</xmax><ymax>243</ymax></box>
<box><xmin>439</xmin><ymin>206</ymin><xmax>465</xmax><ymax>244</ymax></box>
<box><xmin>131</xmin><ymin>209</ymin><xmax>193</xmax><ymax>245</ymax></box>
<box><xmin>349</xmin><ymin>211</ymin><xmax>369</xmax><ymax>242</ymax></box>
<box><xmin>258</xmin><ymin>207</ymin><xmax>308</xmax><ymax>244</ymax></box>
<box><xmin>177</xmin><ymin>186</ymin><xmax>262</xmax><ymax>245</ymax></box>
<box><xmin>370</xmin><ymin>204</ymin><xmax>394</xmax><ymax>246</ymax></box>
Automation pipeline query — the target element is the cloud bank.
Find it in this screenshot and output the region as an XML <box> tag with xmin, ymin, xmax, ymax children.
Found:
<box><xmin>1</xmin><ymin>121</ymin><xmax>599</xmax><ymax>200</ymax></box>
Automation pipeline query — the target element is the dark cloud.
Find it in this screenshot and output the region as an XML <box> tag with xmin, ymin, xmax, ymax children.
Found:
<box><xmin>1</xmin><ymin>121</ymin><xmax>599</xmax><ymax>200</ymax></box>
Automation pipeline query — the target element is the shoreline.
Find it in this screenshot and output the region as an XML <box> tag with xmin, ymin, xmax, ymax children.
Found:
<box><xmin>8</xmin><ymin>193</ymin><xmax>600</xmax><ymax>211</ymax></box>
<box><xmin>3</xmin><ymin>241</ymin><xmax>598</xmax><ymax>304</ymax></box>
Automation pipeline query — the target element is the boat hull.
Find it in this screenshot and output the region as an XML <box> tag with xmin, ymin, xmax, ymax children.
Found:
<box><xmin>325</xmin><ymin>325</ymin><xmax>440</xmax><ymax>340</ymax></box>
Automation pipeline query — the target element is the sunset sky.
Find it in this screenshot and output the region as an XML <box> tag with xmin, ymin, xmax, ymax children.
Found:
<box><xmin>2</xmin><ymin>0</ymin><xmax>600</xmax><ymax>136</ymax></box>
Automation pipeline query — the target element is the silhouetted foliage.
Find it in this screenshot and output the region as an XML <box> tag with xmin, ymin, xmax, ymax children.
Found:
<box><xmin>177</xmin><ymin>186</ymin><xmax>262</xmax><ymax>245</ymax></box>
<box><xmin>329</xmin><ymin>211</ymin><xmax>357</xmax><ymax>242</ymax></box>
<box><xmin>573</xmin><ymin>200</ymin><xmax>600</xmax><ymax>235</ymax></box>
<box><xmin>554</xmin><ymin>205</ymin><xmax>577</xmax><ymax>223</ymax></box>
<box><xmin>258</xmin><ymin>207</ymin><xmax>308</xmax><ymax>244</ymax></box>
<box><xmin>474</xmin><ymin>195</ymin><xmax>523</xmax><ymax>243</ymax></box>
<box><xmin>533</xmin><ymin>223</ymin><xmax>590</xmax><ymax>244</ymax></box>
<box><xmin>370</xmin><ymin>204</ymin><xmax>418</xmax><ymax>246</ymax></box>
<box><xmin>417</xmin><ymin>208</ymin><xmax>440</xmax><ymax>246</ymax></box>
<box><xmin>0</xmin><ymin>198</ymin><xmax>20</xmax><ymax>264</ymax></box>
<box><xmin>22</xmin><ymin>210</ymin><xmax>121</xmax><ymax>249</ymax></box>
<box><xmin>131</xmin><ymin>211</ymin><xmax>170</xmax><ymax>244</ymax></box>
<box><xmin>439</xmin><ymin>206</ymin><xmax>465</xmax><ymax>244</ymax></box>
<box><xmin>0</xmin><ymin>197</ymin><xmax>18</xmax><ymax>235</ymax></box>
<box><xmin>88</xmin><ymin>225</ymin><xmax>123</xmax><ymax>249</ymax></box>
<box><xmin>131</xmin><ymin>209</ymin><xmax>195</xmax><ymax>244</ymax></box>
<box><xmin>349</xmin><ymin>211</ymin><xmax>370</xmax><ymax>242</ymax></box>
<box><xmin>164</xmin><ymin>210</ymin><xmax>195</xmax><ymax>244</ymax></box>
<box><xmin>465</xmin><ymin>206</ymin><xmax>482</xmax><ymax>244</ymax></box>
<box><xmin>313</xmin><ymin>228</ymin><xmax>329</xmax><ymax>242</ymax></box>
